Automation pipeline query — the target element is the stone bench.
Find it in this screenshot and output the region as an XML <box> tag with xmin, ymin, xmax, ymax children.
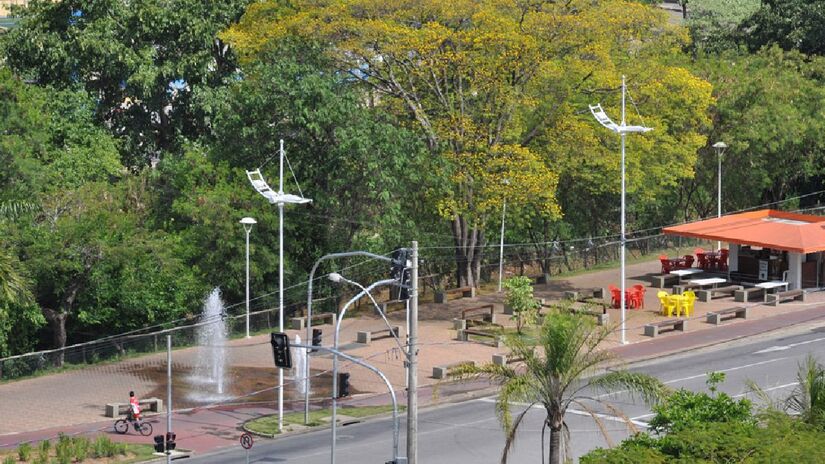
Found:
<box><xmin>696</xmin><ymin>285</ymin><xmax>743</xmax><ymax>302</ymax></box>
<box><xmin>105</xmin><ymin>397</ymin><xmax>163</xmax><ymax>418</ymax></box>
<box><xmin>706</xmin><ymin>307</ymin><xmax>749</xmax><ymax>325</ymax></box>
<box><xmin>460</xmin><ymin>304</ymin><xmax>496</xmax><ymax>324</ymax></box>
<box><xmin>734</xmin><ymin>287</ymin><xmax>765</xmax><ymax>303</ymax></box>
<box><xmin>504</xmin><ymin>298</ymin><xmax>545</xmax><ymax>315</ymax></box>
<box><xmin>562</xmin><ymin>288</ymin><xmax>606</xmax><ymax>301</ymax></box>
<box><xmin>651</xmin><ymin>274</ymin><xmax>679</xmax><ymax>288</ymax></box>
<box><xmin>766</xmin><ymin>289</ymin><xmax>806</xmax><ymax>306</ymax></box>
<box><xmin>672</xmin><ymin>282</ymin><xmax>701</xmax><ymax>294</ymax></box>
<box><xmin>432</xmin><ymin>360</ymin><xmax>476</xmax><ymax>380</ymax></box>
<box><xmin>290</xmin><ymin>312</ymin><xmax>337</xmax><ymax>330</ymax></box>
<box><xmin>434</xmin><ymin>286</ymin><xmax>476</xmax><ymax>304</ymax></box>
<box><xmin>457</xmin><ymin>329</ymin><xmax>503</xmax><ymax>348</ymax></box>
<box><xmin>357</xmin><ymin>326</ymin><xmax>401</xmax><ymax>344</ymax></box>
<box><xmin>541</xmin><ymin>303</ymin><xmax>609</xmax><ymax>326</ymax></box>
<box><xmin>644</xmin><ymin>319</ymin><xmax>688</xmax><ymax>337</ymax></box>
<box><xmin>380</xmin><ymin>299</ymin><xmax>407</xmax><ymax>313</ymax></box>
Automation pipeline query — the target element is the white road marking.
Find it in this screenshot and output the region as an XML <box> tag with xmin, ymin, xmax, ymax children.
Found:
<box><xmin>754</xmin><ymin>337</ymin><xmax>825</xmax><ymax>354</ymax></box>
<box><xmin>476</xmin><ymin>397</ymin><xmax>649</xmax><ymax>428</ymax></box>
<box><xmin>733</xmin><ymin>381</ymin><xmax>799</xmax><ymax>398</ymax></box>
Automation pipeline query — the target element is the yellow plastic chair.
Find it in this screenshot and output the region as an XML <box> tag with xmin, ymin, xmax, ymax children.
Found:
<box><xmin>658</xmin><ymin>291</ymin><xmax>676</xmax><ymax>317</ymax></box>
<box><xmin>668</xmin><ymin>294</ymin><xmax>684</xmax><ymax>317</ymax></box>
<box><xmin>681</xmin><ymin>290</ymin><xmax>696</xmax><ymax>317</ymax></box>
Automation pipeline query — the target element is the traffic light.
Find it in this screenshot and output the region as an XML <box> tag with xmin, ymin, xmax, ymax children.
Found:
<box><xmin>153</xmin><ymin>435</ymin><xmax>165</xmax><ymax>453</ymax></box>
<box><xmin>390</xmin><ymin>248</ymin><xmax>411</xmax><ymax>300</ymax></box>
<box><xmin>337</xmin><ymin>372</ymin><xmax>351</xmax><ymax>398</ymax></box>
<box><xmin>165</xmin><ymin>432</ymin><xmax>176</xmax><ymax>452</ymax></box>
<box><xmin>270</xmin><ymin>332</ymin><xmax>292</xmax><ymax>369</ymax></box>
<box><xmin>312</xmin><ymin>328</ymin><xmax>322</xmax><ymax>351</ymax></box>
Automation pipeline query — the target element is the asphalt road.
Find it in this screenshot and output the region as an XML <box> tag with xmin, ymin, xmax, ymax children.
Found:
<box><xmin>187</xmin><ymin>324</ymin><xmax>825</xmax><ymax>463</ymax></box>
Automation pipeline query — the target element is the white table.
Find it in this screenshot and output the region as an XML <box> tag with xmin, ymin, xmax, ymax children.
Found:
<box><xmin>670</xmin><ymin>269</ymin><xmax>703</xmax><ymax>277</ymax></box>
<box><xmin>755</xmin><ymin>281</ymin><xmax>789</xmax><ymax>293</ymax></box>
<box><xmin>689</xmin><ymin>277</ymin><xmax>727</xmax><ymax>288</ymax></box>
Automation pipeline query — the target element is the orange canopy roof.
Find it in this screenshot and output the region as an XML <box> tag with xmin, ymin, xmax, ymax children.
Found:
<box><xmin>662</xmin><ymin>210</ymin><xmax>825</xmax><ymax>254</ymax></box>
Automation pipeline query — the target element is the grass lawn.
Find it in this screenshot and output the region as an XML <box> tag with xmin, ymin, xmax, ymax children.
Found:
<box><xmin>0</xmin><ymin>441</ymin><xmax>156</xmax><ymax>463</ymax></box>
<box><xmin>245</xmin><ymin>405</ymin><xmax>406</xmax><ymax>435</ymax></box>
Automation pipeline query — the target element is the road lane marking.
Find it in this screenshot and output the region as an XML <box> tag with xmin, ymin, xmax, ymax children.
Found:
<box><xmin>754</xmin><ymin>336</ymin><xmax>825</xmax><ymax>354</ymax></box>
<box><xmin>476</xmin><ymin>397</ymin><xmax>649</xmax><ymax>428</ymax></box>
<box><xmin>733</xmin><ymin>381</ymin><xmax>799</xmax><ymax>398</ymax></box>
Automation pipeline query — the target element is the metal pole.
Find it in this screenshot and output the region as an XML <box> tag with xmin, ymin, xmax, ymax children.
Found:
<box><xmin>304</xmin><ymin>251</ymin><xmax>393</xmax><ymax>425</ymax></box>
<box><xmin>245</xmin><ymin>227</ymin><xmax>251</xmax><ymax>338</ymax></box>
<box><xmin>498</xmin><ymin>200</ymin><xmax>506</xmax><ymax>293</ymax></box>
<box><xmin>620</xmin><ymin>76</ymin><xmax>627</xmax><ymax>346</ymax></box>
<box><xmin>407</xmin><ymin>241</ymin><xmax>419</xmax><ymax>463</ymax></box>
<box><xmin>166</xmin><ymin>335</ymin><xmax>172</xmax><ymax>464</ymax></box>
<box><xmin>278</xmin><ymin>139</ymin><xmax>285</xmax><ymax>432</ymax></box>
<box><xmin>717</xmin><ymin>149</ymin><xmax>722</xmax><ymax>251</ymax></box>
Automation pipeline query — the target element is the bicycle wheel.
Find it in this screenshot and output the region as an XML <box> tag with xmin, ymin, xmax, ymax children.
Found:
<box><xmin>114</xmin><ymin>419</ymin><xmax>129</xmax><ymax>434</ymax></box>
<box><xmin>138</xmin><ymin>421</ymin><xmax>152</xmax><ymax>436</ymax></box>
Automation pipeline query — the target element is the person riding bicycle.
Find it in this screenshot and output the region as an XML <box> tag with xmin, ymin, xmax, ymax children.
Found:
<box><xmin>128</xmin><ymin>391</ymin><xmax>142</xmax><ymax>423</ymax></box>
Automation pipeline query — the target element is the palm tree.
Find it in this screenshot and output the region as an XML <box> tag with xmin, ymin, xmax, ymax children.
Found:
<box><xmin>0</xmin><ymin>247</ymin><xmax>31</xmax><ymax>307</ymax></box>
<box><xmin>452</xmin><ymin>310</ymin><xmax>668</xmax><ymax>464</ymax></box>
<box><xmin>750</xmin><ymin>354</ymin><xmax>825</xmax><ymax>427</ymax></box>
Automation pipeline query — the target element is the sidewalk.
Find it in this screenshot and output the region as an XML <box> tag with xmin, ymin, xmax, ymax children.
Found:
<box><xmin>3</xmin><ymin>258</ymin><xmax>825</xmax><ymax>457</ymax></box>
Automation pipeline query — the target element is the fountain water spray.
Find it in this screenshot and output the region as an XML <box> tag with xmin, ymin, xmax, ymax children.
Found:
<box><xmin>189</xmin><ymin>288</ymin><xmax>229</xmax><ymax>401</ymax></box>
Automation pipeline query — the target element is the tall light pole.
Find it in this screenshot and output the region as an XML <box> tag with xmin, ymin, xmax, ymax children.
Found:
<box><xmin>713</xmin><ymin>141</ymin><xmax>727</xmax><ymax>250</ymax></box>
<box><xmin>589</xmin><ymin>75</ymin><xmax>652</xmax><ymax>345</ymax></box>
<box><xmin>246</xmin><ymin>139</ymin><xmax>312</xmax><ymax>432</ymax></box>
<box><xmin>498</xmin><ymin>179</ymin><xmax>510</xmax><ymax>293</ymax></box>
<box><xmin>240</xmin><ymin>217</ymin><xmax>256</xmax><ymax>338</ymax></box>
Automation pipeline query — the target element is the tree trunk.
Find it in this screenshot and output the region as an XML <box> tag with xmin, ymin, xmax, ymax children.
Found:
<box><xmin>42</xmin><ymin>308</ymin><xmax>68</xmax><ymax>368</ymax></box>
<box><xmin>452</xmin><ymin>215</ymin><xmax>481</xmax><ymax>288</ymax></box>
<box><xmin>549</xmin><ymin>426</ymin><xmax>562</xmax><ymax>464</ymax></box>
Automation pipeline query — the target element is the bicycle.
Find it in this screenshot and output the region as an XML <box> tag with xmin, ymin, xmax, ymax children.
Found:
<box><xmin>114</xmin><ymin>411</ymin><xmax>152</xmax><ymax>436</ymax></box>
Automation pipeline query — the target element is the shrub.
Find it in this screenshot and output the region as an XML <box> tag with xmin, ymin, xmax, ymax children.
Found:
<box><xmin>72</xmin><ymin>436</ymin><xmax>91</xmax><ymax>461</ymax></box>
<box><xmin>17</xmin><ymin>442</ymin><xmax>32</xmax><ymax>461</ymax></box>
<box><xmin>503</xmin><ymin>276</ymin><xmax>540</xmax><ymax>333</ymax></box>
<box><xmin>3</xmin><ymin>455</ymin><xmax>16</xmax><ymax>464</ymax></box>
<box><xmin>37</xmin><ymin>440</ymin><xmax>49</xmax><ymax>454</ymax></box>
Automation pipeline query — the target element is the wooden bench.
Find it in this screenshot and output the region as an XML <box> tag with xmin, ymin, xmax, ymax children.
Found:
<box><xmin>651</xmin><ymin>274</ymin><xmax>679</xmax><ymax>288</ymax></box>
<box><xmin>432</xmin><ymin>360</ymin><xmax>476</xmax><ymax>379</ymax></box>
<box><xmin>562</xmin><ymin>288</ymin><xmax>606</xmax><ymax>301</ymax></box>
<box><xmin>706</xmin><ymin>307</ymin><xmax>749</xmax><ymax>325</ymax></box>
<box><xmin>672</xmin><ymin>282</ymin><xmax>701</xmax><ymax>294</ymax></box>
<box><xmin>357</xmin><ymin>326</ymin><xmax>401</xmax><ymax>344</ymax></box>
<box><xmin>766</xmin><ymin>289</ymin><xmax>806</xmax><ymax>306</ymax></box>
<box><xmin>380</xmin><ymin>299</ymin><xmax>407</xmax><ymax>313</ymax></box>
<box><xmin>434</xmin><ymin>286</ymin><xmax>476</xmax><ymax>303</ymax></box>
<box><xmin>457</xmin><ymin>329</ymin><xmax>503</xmax><ymax>348</ymax></box>
<box><xmin>290</xmin><ymin>312</ymin><xmax>337</xmax><ymax>330</ymax></box>
<box><xmin>644</xmin><ymin>319</ymin><xmax>688</xmax><ymax>337</ymax></box>
<box><xmin>105</xmin><ymin>397</ymin><xmax>163</xmax><ymax>418</ymax></box>
<box><xmin>461</xmin><ymin>304</ymin><xmax>496</xmax><ymax>325</ymax></box>
<box><xmin>696</xmin><ymin>285</ymin><xmax>743</xmax><ymax>302</ymax></box>
<box><xmin>734</xmin><ymin>287</ymin><xmax>765</xmax><ymax>303</ymax></box>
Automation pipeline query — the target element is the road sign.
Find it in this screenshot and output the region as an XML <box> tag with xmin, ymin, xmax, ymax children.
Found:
<box><xmin>240</xmin><ymin>433</ymin><xmax>254</xmax><ymax>450</ymax></box>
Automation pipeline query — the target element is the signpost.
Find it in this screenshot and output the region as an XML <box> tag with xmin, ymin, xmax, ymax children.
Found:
<box><xmin>240</xmin><ymin>432</ymin><xmax>254</xmax><ymax>464</ymax></box>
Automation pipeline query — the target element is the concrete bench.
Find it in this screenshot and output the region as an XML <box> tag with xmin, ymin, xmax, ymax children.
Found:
<box><xmin>541</xmin><ymin>303</ymin><xmax>609</xmax><ymax>326</ymax></box>
<box><xmin>357</xmin><ymin>326</ymin><xmax>401</xmax><ymax>344</ymax></box>
<box><xmin>290</xmin><ymin>312</ymin><xmax>337</xmax><ymax>330</ymax></box>
<box><xmin>380</xmin><ymin>299</ymin><xmax>407</xmax><ymax>313</ymax></box>
<box><xmin>460</xmin><ymin>304</ymin><xmax>496</xmax><ymax>324</ymax></box>
<box><xmin>105</xmin><ymin>397</ymin><xmax>163</xmax><ymax>418</ymax></box>
<box><xmin>734</xmin><ymin>287</ymin><xmax>765</xmax><ymax>303</ymax></box>
<box><xmin>492</xmin><ymin>348</ymin><xmax>535</xmax><ymax>366</ymax></box>
<box><xmin>766</xmin><ymin>289</ymin><xmax>806</xmax><ymax>306</ymax></box>
<box><xmin>696</xmin><ymin>285</ymin><xmax>743</xmax><ymax>302</ymax></box>
<box><xmin>644</xmin><ymin>319</ymin><xmax>688</xmax><ymax>337</ymax></box>
<box><xmin>651</xmin><ymin>274</ymin><xmax>679</xmax><ymax>288</ymax></box>
<box><xmin>562</xmin><ymin>288</ymin><xmax>606</xmax><ymax>301</ymax></box>
<box><xmin>706</xmin><ymin>307</ymin><xmax>749</xmax><ymax>325</ymax></box>
<box><xmin>457</xmin><ymin>329</ymin><xmax>503</xmax><ymax>348</ymax></box>
<box><xmin>673</xmin><ymin>282</ymin><xmax>701</xmax><ymax>294</ymax></box>
<box><xmin>432</xmin><ymin>360</ymin><xmax>476</xmax><ymax>380</ymax></box>
<box><xmin>434</xmin><ymin>286</ymin><xmax>476</xmax><ymax>303</ymax></box>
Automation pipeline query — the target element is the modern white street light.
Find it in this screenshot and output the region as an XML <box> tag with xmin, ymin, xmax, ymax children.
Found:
<box><xmin>498</xmin><ymin>179</ymin><xmax>510</xmax><ymax>293</ymax></box>
<box><xmin>589</xmin><ymin>75</ymin><xmax>652</xmax><ymax>345</ymax></box>
<box><xmin>246</xmin><ymin>139</ymin><xmax>312</xmax><ymax>432</ymax></box>
<box><xmin>712</xmin><ymin>141</ymin><xmax>727</xmax><ymax>250</ymax></box>
<box><xmin>240</xmin><ymin>217</ymin><xmax>257</xmax><ymax>338</ymax></box>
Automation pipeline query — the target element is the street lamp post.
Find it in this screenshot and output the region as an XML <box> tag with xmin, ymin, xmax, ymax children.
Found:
<box><xmin>498</xmin><ymin>179</ymin><xmax>510</xmax><ymax>293</ymax></box>
<box><xmin>589</xmin><ymin>75</ymin><xmax>652</xmax><ymax>346</ymax></box>
<box><xmin>240</xmin><ymin>217</ymin><xmax>256</xmax><ymax>338</ymax></box>
<box><xmin>246</xmin><ymin>139</ymin><xmax>312</xmax><ymax>432</ymax></box>
<box><xmin>713</xmin><ymin>141</ymin><xmax>727</xmax><ymax>250</ymax></box>
<box><xmin>326</xmin><ymin>276</ymin><xmax>398</xmax><ymax>464</ymax></box>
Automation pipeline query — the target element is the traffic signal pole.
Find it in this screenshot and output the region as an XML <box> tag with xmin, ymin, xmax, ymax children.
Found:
<box><xmin>166</xmin><ymin>335</ymin><xmax>172</xmax><ymax>464</ymax></box>
<box><xmin>407</xmin><ymin>241</ymin><xmax>418</xmax><ymax>464</ymax></box>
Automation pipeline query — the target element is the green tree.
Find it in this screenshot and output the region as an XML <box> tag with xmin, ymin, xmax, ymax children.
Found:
<box><xmin>686</xmin><ymin>0</ymin><xmax>760</xmax><ymax>52</ymax></box>
<box><xmin>503</xmin><ymin>276</ymin><xmax>539</xmax><ymax>334</ymax></box>
<box><xmin>749</xmin><ymin>355</ymin><xmax>825</xmax><ymax>429</ymax></box>
<box><xmin>740</xmin><ymin>0</ymin><xmax>825</xmax><ymax>56</ymax></box>
<box><xmin>452</xmin><ymin>312</ymin><xmax>667</xmax><ymax>464</ymax></box>
<box><xmin>2</xmin><ymin>0</ymin><xmax>252</xmax><ymax>165</ymax></box>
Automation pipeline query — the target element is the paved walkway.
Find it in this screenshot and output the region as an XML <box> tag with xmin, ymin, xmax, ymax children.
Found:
<box><xmin>3</xmin><ymin>257</ymin><xmax>825</xmax><ymax>456</ymax></box>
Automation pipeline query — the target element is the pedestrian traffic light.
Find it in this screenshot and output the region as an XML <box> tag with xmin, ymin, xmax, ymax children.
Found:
<box><xmin>270</xmin><ymin>332</ymin><xmax>292</xmax><ymax>369</ymax></box>
<box><xmin>165</xmin><ymin>432</ymin><xmax>176</xmax><ymax>452</ymax></box>
<box><xmin>337</xmin><ymin>372</ymin><xmax>351</xmax><ymax>398</ymax></box>
<box><xmin>153</xmin><ymin>435</ymin><xmax>165</xmax><ymax>453</ymax></box>
<box><xmin>390</xmin><ymin>248</ymin><xmax>411</xmax><ymax>300</ymax></box>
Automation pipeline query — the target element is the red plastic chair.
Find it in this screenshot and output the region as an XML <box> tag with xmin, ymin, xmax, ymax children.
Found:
<box><xmin>632</xmin><ymin>284</ymin><xmax>646</xmax><ymax>309</ymax></box>
<box><xmin>718</xmin><ymin>254</ymin><xmax>728</xmax><ymax>271</ymax></box>
<box><xmin>659</xmin><ymin>255</ymin><xmax>672</xmax><ymax>274</ymax></box>
<box><xmin>608</xmin><ymin>285</ymin><xmax>621</xmax><ymax>308</ymax></box>
<box><xmin>684</xmin><ymin>255</ymin><xmax>695</xmax><ymax>268</ymax></box>
<box><xmin>697</xmin><ymin>252</ymin><xmax>708</xmax><ymax>270</ymax></box>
